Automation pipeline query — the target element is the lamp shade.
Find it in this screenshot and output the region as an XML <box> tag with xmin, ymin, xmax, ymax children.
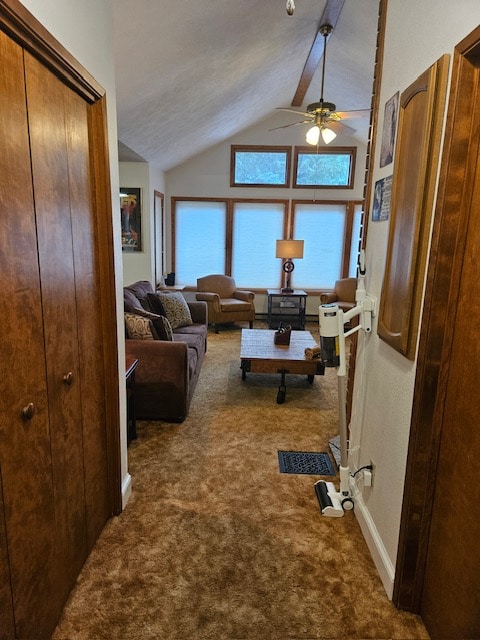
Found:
<box><xmin>321</xmin><ymin>126</ymin><xmax>337</xmax><ymax>144</ymax></box>
<box><xmin>276</xmin><ymin>239</ymin><xmax>304</xmax><ymax>259</ymax></box>
<box><xmin>306</xmin><ymin>125</ymin><xmax>320</xmax><ymax>145</ymax></box>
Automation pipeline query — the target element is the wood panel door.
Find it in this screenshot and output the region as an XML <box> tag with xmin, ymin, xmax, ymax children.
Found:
<box><xmin>0</xmin><ymin>32</ymin><xmax>112</xmax><ymax>639</ymax></box>
<box><xmin>0</xmin><ymin>33</ymin><xmax>59</xmax><ymax>639</ymax></box>
<box><xmin>0</xmin><ymin>3</ymin><xmax>120</xmax><ymax>637</ymax></box>
<box><xmin>377</xmin><ymin>57</ymin><xmax>448</xmax><ymax>360</ymax></box>
<box><xmin>419</xmin><ymin>100</ymin><xmax>480</xmax><ymax>639</ymax></box>
<box><xmin>25</xmin><ymin>50</ymin><xmax>89</xmax><ymax>608</ymax></box>
<box><xmin>394</xmin><ymin>28</ymin><xmax>480</xmax><ymax>640</ymax></box>
<box><xmin>66</xmin><ymin>80</ymin><xmax>110</xmax><ymax>551</ymax></box>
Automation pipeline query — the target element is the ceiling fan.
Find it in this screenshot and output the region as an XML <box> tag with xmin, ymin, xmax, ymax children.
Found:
<box><xmin>272</xmin><ymin>23</ymin><xmax>370</xmax><ymax>145</ymax></box>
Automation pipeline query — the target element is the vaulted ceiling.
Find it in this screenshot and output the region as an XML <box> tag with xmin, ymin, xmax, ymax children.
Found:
<box><xmin>113</xmin><ymin>0</ymin><xmax>379</xmax><ymax>171</ymax></box>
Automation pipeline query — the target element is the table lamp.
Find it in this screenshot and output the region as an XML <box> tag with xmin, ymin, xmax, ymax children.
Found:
<box><xmin>276</xmin><ymin>239</ymin><xmax>304</xmax><ymax>293</ymax></box>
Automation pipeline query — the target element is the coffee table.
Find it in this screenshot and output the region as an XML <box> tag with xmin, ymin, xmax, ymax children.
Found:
<box><xmin>240</xmin><ymin>329</ymin><xmax>325</xmax><ymax>404</ymax></box>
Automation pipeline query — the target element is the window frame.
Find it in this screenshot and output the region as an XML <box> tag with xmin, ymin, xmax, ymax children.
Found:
<box><xmin>293</xmin><ymin>146</ymin><xmax>357</xmax><ymax>189</ymax></box>
<box><xmin>230</xmin><ymin>145</ymin><xmax>292</xmax><ymax>188</ymax></box>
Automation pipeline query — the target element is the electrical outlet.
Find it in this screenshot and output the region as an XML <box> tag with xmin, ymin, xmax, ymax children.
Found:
<box><xmin>369</xmin><ymin>460</ymin><xmax>375</xmax><ymax>487</ymax></box>
<box><xmin>363</xmin><ymin>469</ymin><xmax>372</xmax><ymax>486</ymax></box>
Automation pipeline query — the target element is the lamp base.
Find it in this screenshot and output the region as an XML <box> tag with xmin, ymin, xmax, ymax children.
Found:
<box><xmin>281</xmin><ymin>287</ymin><xmax>294</xmax><ymax>294</ymax></box>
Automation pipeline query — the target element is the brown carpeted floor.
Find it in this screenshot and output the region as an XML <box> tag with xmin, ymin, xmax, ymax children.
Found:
<box><xmin>53</xmin><ymin>324</ymin><xmax>429</xmax><ymax>639</ymax></box>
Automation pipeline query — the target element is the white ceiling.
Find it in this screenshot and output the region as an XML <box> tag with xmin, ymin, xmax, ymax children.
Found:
<box><xmin>113</xmin><ymin>0</ymin><xmax>379</xmax><ymax>171</ymax></box>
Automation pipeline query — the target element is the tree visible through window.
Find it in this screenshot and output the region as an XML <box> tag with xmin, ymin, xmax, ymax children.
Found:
<box><xmin>231</xmin><ymin>146</ymin><xmax>291</xmax><ymax>187</ymax></box>
<box><xmin>294</xmin><ymin>146</ymin><xmax>356</xmax><ymax>188</ymax></box>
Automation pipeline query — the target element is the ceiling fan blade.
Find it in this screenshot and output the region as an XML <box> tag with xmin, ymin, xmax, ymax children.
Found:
<box><xmin>328</xmin><ymin>120</ymin><xmax>356</xmax><ymax>136</ymax></box>
<box><xmin>276</xmin><ymin>107</ymin><xmax>311</xmax><ymax>117</ymax></box>
<box><xmin>269</xmin><ymin>120</ymin><xmax>312</xmax><ymax>131</ymax></box>
<box><xmin>335</xmin><ymin>109</ymin><xmax>371</xmax><ymax>120</ymax></box>
<box><xmin>291</xmin><ymin>0</ymin><xmax>346</xmax><ymax>107</ymax></box>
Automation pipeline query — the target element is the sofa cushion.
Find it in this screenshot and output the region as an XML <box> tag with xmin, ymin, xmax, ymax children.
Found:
<box><xmin>125</xmin><ymin>312</ymin><xmax>156</xmax><ymax>340</ymax></box>
<box><xmin>126</xmin><ymin>280</ymin><xmax>154</xmax><ymax>301</ymax></box>
<box><xmin>174</xmin><ymin>323</ymin><xmax>208</xmax><ymax>341</ymax></box>
<box><xmin>124</xmin><ymin>288</ymin><xmax>142</xmax><ymax>312</ymax></box>
<box><xmin>173</xmin><ymin>332</ymin><xmax>204</xmax><ymax>357</ymax></box>
<box><xmin>220</xmin><ymin>298</ymin><xmax>253</xmax><ymax>312</ymax></box>
<box><xmin>150</xmin><ymin>291</ymin><xmax>193</xmax><ymax>329</ymax></box>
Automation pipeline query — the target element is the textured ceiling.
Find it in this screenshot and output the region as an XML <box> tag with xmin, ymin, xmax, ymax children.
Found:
<box><xmin>113</xmin><ymin>0</ymin><xmax>379</xmax><ymax>171</ymax></box>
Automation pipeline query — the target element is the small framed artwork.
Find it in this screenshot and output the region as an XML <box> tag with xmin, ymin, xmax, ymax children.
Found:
<box><xmin>121</xmin><ymin>187</ymin><xmax>142</xmax><ymax>251</ymax></box>
<box><xmin>380</xmin><ymin>92</ymin><xmax>399</xmax><ymax>168</ymax></box>
<box><xmin>372</xmin><ymin>176</ymin><xmax>393</xmax><ymax>221</ymax></box>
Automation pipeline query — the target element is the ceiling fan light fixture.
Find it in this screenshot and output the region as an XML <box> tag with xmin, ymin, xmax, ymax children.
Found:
<box><xmin>321</xmin><ymin>126</ymin><xmax>337</xmax><ymax>144</ymax></box>
<box><xmin>306</xmin><ymin>125</ymin><xmax>320</xmax><ymax>145</ymax></box>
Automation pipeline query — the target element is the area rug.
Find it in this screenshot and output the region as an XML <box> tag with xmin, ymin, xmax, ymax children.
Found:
<box><xmin>278</xmin><ymin>450</ymin><xmax>335</xmax><ymax>476</ymax></box>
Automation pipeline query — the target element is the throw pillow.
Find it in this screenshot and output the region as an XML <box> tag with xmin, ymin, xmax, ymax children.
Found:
<box><xmin>124</xmin><ymin>312</ymin><xmax>155</xmax><ymax>340</ymax></box>
<box><xmin>153</xmin><ymin>314</ymin><xmax>174</xmax><ymax>341</ymax></box>
<box><xmin>149</xmin><ymin>291</ymin><xmax>193</xmax><ymax>329</ymax></box>
<box><xmin>127</xmin><ymin>307</ymin><xmax>173</xmax><ymax>341</ymax></box>
<box><xmin>147</xmin><ymin>292</ymin><xmax>166</xmax><ymax>317</ymax></box>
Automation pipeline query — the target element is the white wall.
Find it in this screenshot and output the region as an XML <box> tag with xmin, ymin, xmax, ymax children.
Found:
<box><xmin>166</xmin><ymin>111</ymin><xmax>369</xmax><ymax>316</ymax></box>
<box><xmin>350</xmin><ymin>0</ymin><xmax>480</xmax><ymax>598</ymax></box>
<box><xmin>19</xmin><ymin>0</ymin><xmax>131</xmax><ymax>507</ymax></box>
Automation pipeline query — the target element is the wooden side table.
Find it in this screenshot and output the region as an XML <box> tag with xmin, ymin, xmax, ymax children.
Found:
<box><xmin>125</xmin><ymin>356</ymin><xmax>139</xmax><ymax>445</ymax></box>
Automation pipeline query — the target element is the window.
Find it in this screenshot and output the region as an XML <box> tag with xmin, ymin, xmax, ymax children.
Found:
<box><xmin>173</xmin><ymin>200</ymin><xmax>227</xmax><ymax>284</ymax></box>
<box><xmin>292</xmin><ymin>203</ymin><xmax>346</xmax><ymax>289</ymax></box>
<box><xmin>231</xmin><ymin>202</ymin><xmax>285</xmax><ymax>288</ymax></box>
<box><xmin>293</xmin><ymin>146</ymin><xmax>356</xmax><ymax>188</ymax></box>
<box><xmin>349</xmin><ymin>204</ymin><xmax>363</xmax><ymax>276</ymax></box>
<box><xmin>231</xmin><ymin>145</ymin><xmax>291</xmax><ymax>187</ymax></box>
<box><xmin>172</xmin><ymin>197</ymin><xmax>361</xmax><ymax>289</ymax></box>
<box><xmin>290</xmin><ymin>201</ymin><xmax>362</xmax><ymax>289</ymax></box>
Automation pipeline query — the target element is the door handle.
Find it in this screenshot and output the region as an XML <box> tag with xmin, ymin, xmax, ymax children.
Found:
<box><xmin>21</xmin><ymin>402</ymin><xmax>35</xmax><ymax>421</ymax></box>
<box><xmin>63</xmin><ymin>371</ymin><xmax>74</xmax><ymax>386</ymax></box>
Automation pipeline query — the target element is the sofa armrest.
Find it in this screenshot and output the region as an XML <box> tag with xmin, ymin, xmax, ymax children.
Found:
<box><xmin>125</xmin><ymin>339</ymin><xmax>188</xmax><ymax>386</ymax></box>
<box><xmin>320</xmin><ymin>292</ymin><xmax>337</xmax><ymax>305</ymax></box>
<box><xmin>188</xmin><ymin>300</ymin><xmax>207</xmax><ymax>324</ymax></box>
<box><xmin>233</xmin><ymin>290</ymin><xmax>254</xmax><ymax>302</ymax></box>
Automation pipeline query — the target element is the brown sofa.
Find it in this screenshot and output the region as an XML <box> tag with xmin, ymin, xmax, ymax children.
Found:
<box><xmin>124</xmin><ymin>280</ymin><xmax>208</xmax><ymax>422</ymax></box>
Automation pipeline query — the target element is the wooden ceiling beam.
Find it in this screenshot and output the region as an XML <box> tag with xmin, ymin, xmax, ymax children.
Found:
<box><xmin>291</xmin><ymin>0</ymin><xmax>345</xmax><ymax>107</ymax></box>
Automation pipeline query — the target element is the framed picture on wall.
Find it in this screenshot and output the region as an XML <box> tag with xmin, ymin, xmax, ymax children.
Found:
<box><xmin>121</xmin><ymin>187</ymin><xmax>142</xmax><ymax>251</ymax></box>
<box><xmin>380</xmin><ymin>92</ymin><xmax>399</xmax><ymax>168</ymax></box>
<box><xmin>372</xmin><ymin>176</ymin><xmax>392</xmax><ymax>221</ymax></box>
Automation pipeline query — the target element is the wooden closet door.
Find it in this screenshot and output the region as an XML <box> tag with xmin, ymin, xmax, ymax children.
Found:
<box><xmin>0</xmin><ymin>33</ymin><xmax>57</xmax><ymax>639</ymax></box>
<box><xmin>24</xmin><ymin>51</ymin><xmax>88</xmax><ymax>612</ymax></box>
<box><xmin>64</xmin><ymin>78</ymin><xmax>110</xmax><ymax>549</ymax></box>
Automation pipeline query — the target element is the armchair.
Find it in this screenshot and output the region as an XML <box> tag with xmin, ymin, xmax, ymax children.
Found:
<box><xmin>196</xmin><ymin>274</ymin><xmax>255</xmax><ymax>333</ymax></box>
<box><xmin>319</xmin><ymin>277</ymin><xmax>357</xmax><ymax>312</ymax></box>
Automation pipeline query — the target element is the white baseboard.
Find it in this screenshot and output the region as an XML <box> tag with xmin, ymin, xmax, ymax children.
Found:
<box><xmin>350</xmin><ymin>482</ymin><xmax>395</xmax><ymax>599</ymax></box>
<box><xmin>121</xmin><ymin>472</ymin><xmax>132</xmax><ymax>510</ymax></box>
